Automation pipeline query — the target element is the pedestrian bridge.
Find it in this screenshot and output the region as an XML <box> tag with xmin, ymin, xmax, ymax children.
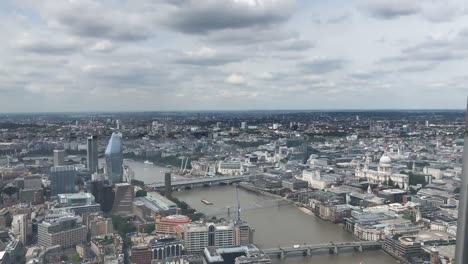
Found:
<box><xmin>262</xmin><ymin>241</ymin><xmax>382</xmax><ymax>259</ymax></box>
<box><xmin>148</xmin><ymin>175</ymin><xmax>249</xmax><ymax>189</ymax></box>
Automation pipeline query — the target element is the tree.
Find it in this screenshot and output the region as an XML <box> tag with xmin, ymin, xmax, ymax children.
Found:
<box><xmin>111</xmin><ymin>215</ymin><xmax>136</xmax><ymax>237</ymax></box>
<box><xmin>179</xmin><ymin>202</ymin><xmax>189</xmax><ymax>214</ymax></box>
<box><xmin>71</xmin><ymin>252</ymin><xmax>81</xmax><ymax>263</ymax></box>
<box><xmin>387</xmin><ymin>178</ymin><xmax>395</xmax><ymax>187</ymax></box>
<box><xmin>135</xmin><ymin>190</ymin><xmax>147</xmax><ymax>197</ymax></box>
<box><xmin>143</xmin><ymin>225</ymin><xmax>155</xmax><ymax>234</ymax></box>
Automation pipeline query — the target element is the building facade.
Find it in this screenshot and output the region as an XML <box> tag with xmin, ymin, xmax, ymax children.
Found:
<box><xmin>155</xmin><ymin>215</ymin><xmax>191</xmax><ymax>235</ymax></box>
<box><xmin>49</xmin><ymin>165</ymin><xmax>76</xmax><ymax>196</ymax></box>
<box><xmin>184</xmin><ymin>222</ymin><xmax>237</xmax><ymax>254</ymax></box>
<box><xmin>56</xmin><ymin>193</ymin><xmax>101</xmax><ymax>215</ymax></box>
<box><xmin>105</xmin><ymin>132</ymin><xmax>123</xmax><ymax>184</ymax></box>
<box><xmin>38</xmin><ymin>216</ymin><xmax>87</xmax><ymax>248</ymax></box>
<box><xmin>355</xmin><ymin>155</ymin><xmax>409</xmax><ymax>190</ymax></box>
<box><xmin>87</xmin><ymin>135</ymin><xmax>99</xmax><ymax>173</ymax></box>
<box><xmin>53</xmin><ymin>149</ymin><xmax>65</xmax><ymax>167</ymax></box>
<box><xmin>112</xmin><ymin>183</ymin><xmax>134</xmax><ymax>216</ymax></box>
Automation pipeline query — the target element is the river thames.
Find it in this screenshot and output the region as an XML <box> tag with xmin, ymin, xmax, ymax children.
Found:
<box><xmin>127</xmin><ymin>160</ymin><xmax>397</xmax><ymax>264</ymax></box>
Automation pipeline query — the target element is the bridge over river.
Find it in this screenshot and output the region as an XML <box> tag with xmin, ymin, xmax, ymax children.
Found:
<box><xmin>148</xmin><ymin>175</ymin><xmax>249</xmax><ymax>190</ymax></box>
<box><xmin>262</xmin><ymin>241</ymin><xmax>382</xmax><ymax>259</ymax></box>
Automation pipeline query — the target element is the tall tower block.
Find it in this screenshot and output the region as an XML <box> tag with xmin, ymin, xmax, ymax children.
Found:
<box><xmin>455</xmin><ymin>99</ymin><xmax>468</xmax><ymax>264</ymax></box>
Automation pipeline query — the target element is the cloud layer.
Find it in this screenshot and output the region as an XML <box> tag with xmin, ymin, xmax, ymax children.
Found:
<box><xmin>0</xmin><ymin>0</ymin><xmax>467</xmax><ymax>112</ymax></box>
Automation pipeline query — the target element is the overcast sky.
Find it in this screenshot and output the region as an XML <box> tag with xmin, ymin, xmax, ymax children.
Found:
<box><xmin>1</xmin><ymin>0</ymin><xmax>467</xmax><ymax>112</ymax></box>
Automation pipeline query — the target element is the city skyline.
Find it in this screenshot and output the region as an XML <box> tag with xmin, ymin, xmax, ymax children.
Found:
<box><xmin>1</xmin><ymin>0</ymin><xmax>467</xmax><ymax>112</ymax></box>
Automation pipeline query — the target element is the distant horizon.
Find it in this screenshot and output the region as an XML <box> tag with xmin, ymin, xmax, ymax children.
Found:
<box><xmin>0</xmin><ymin>108</ymin><xmax>465</xmax><ymax>115</ymax></box>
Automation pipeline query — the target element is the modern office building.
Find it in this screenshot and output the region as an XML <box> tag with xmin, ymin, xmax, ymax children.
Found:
<box><xmin>87</xmin><ymin>135</ymin><xmax>99</xmax><ymax>173</ymax></box>
<box><xmin>53</xmin><ymin>149</ymin><xmax>65</xmax><ymax>167</ymax></box>
<box><xmin>111</xmin><ymin>183</ymin><xmax>134</xmax><ymax>216</ymax></box>
<box><xmin>87</xmin><ymin>179</ymin><xmax>115</xmax><ymax>213</ymax></box>
<box><xmin>235</xmin><ymin>222</ymin><xmax>254</xmax><ymax>246</ymax></box>
<box><xmin>38</xmin><ymin>215</ymin><xmax>87</xmax><ymax>248</ymax></box>
<box><xmin>12</xmin><ymin>214</ymin><xmax>29</xmax><ymax>245</ymax></box>
<box><xmin>241</xmin><ymin>122</ymin><xmax>247</xmax><ymax>130</ymax></box>
<box><xmin>184</xmin><ymin>222</ymin><xmax>236</xmax><ymax>254</ymax></box>
<box><xmin>133</xmin><ymin>192</ymin><xmax>178</xmax><ymax>221</ymax></box>
<box><xmin>155</xmin><ymin>215</ymin><xmax>191</xmax><ymax>235</ymax></box>
<box><xmin>165</xmin><ymin>172</ymin><xmax>172</xmax><ymax>198</ymax></box>
<box><xmin>49</xmin><ymin>165</ymin><xmax>76</xmax><ymax>196</ymax></box>
<box><xmin>105</xmin><ymin>132</ymin><xmax>123</xmax><ymax>184</ymax></box>
<box><xmin>56</xmin><ymin>193</ymin><xmax>101</xmax><ymax>215</ymax></box>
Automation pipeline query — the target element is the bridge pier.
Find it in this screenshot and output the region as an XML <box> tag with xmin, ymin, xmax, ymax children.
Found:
<box><xmin>359</xmin><ymin>245</ymin><xmax>363</xmax><ymax>252</ymax></box>
<box><xmin>306</xmin><ymin>247</ymin><xmax>311</xmax><ymax>256</ymax></box>
<box><xmin>280</xmin><ymin>249</ymin><xmax>285</xmax><ymax>260</ymax></box>
<box><xmin>333</xmin><ymin>246</ymin><xmax>339</xmax><ymax>255</ymax></box>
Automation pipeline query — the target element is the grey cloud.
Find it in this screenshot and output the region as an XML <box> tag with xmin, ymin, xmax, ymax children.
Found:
<box><xmin>382</xmin><ymin>50</ymin><xmax>465</xmax><ymax>63</ymax></box>
<box><xmin>312</xmin><ymin>12</ymin><xmax>352</xmax><ymax>24</ymax></box>
<box><xmin>298</xmin><ymin>58</ymin><xmax>345</xmax><ymax>73</ymax></box>
<box><xmin>206</xmin><ymin>27</ymin><xmax>298</xmax><ymax>45</ymax></box>
<box><xmin>397</xmin><ymin>63</ymin><xmax>439</xmax><ymax>72</ymax></box>
<box><xmin>48</xmin><ymin>1</ymin><xmax>151</xmax><ymax>41</ymax></box>
<box><xmin>361</xmin><ymin>1</ymin><xmax>421</xmax><ymax>19</ymax></box>
<box><xmin>273</xmin><ymin>39</ymin><xmax>315</xmax><ymax>51</ymax></box>
<box><xmin>81</xmin><ymin>63</ymin><xmax>162</xmax><ymax>87</ymax></box>
<box><xmin>15</xmin><ymin>36</ymin><xmax>81</xmax><ymax>55</ymax></box>
<box><xmin>381</xmin><ymin>31</ymin><xmax>468</xmax><ymax>63</ymax></box>
<box><xmin>163</xmin><ymin>0</ymin><xmax>295</xmax><ymax>34</ymax></box>
<box><xmin>350</xmin><ymin>69</ymin><xmax>390</xmax><ymax>80</ymax></box>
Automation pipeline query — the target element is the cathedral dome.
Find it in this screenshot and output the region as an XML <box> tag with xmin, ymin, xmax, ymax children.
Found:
<box><xmin>379</xmin><ymin>155</ymin><xmax>392</xmax><ymax>164</ymax></box>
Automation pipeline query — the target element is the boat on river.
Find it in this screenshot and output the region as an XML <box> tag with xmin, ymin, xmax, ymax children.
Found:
<box><xmin>201</xmin><ymin>199</ymin><xmax>213</xmax><ymax>205</ymax></box>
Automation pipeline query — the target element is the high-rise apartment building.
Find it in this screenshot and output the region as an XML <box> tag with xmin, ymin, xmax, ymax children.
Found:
<box><xmin>87</xmin><ymin>135</ymin><xmax>98</xmax><ymax>173</ymax></box>
<box><xmin>49</xmin><ymin>165</ymin><xmax>76</xmax><ymax>196</ymax></box>
<box><xmin>38</xmin><ymin>215</ymin><xmax>87</xmax><ymax>248</ymax></box>
<box><xmin>105</xmin><ymin>132</ymin><xmax>123</xmax><ymax>184</ymax></box>
<box><xmin>53</xmin><ymin>149</ymin><xmax>65</xmax><ymax>167</ymax></box>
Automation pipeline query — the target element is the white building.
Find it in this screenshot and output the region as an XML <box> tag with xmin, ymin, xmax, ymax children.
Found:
<box><xmin>218</xmin><ymin>162</ymin><xmax>242</xmax><ymax>175</ymax></box>
<box><xmin>184</xmin><ymin>222</ymin><xmax>237</xmax><ymax>254</ymax></box>
<box><xmin>38</xmin><ymin>215</ymin><xmax>87</xmax><ymax>248</ymax></box>
<box><xmin>12</xmin><ymin>214</ymin><xmax>29</xmax><ymax>245</ymax></box>
<box><xmin>355</xmin><ymin>155</ymin><xmax>409</xmax><ymax>190</ymax></box>
<box><xmin>302</xmin><ymin>169</ymin><xmax>339</xmax><ymax>189</ymax></box>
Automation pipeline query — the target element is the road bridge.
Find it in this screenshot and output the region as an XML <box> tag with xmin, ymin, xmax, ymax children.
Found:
<box><xmin>148</xmin><ymin>175</ymin><xmax>249</xmax><ymax>190</ymax></box>
<box><xmin>262</xmin><ymin>241</ymin><xmax>382</xmax><ymax>259</ymax></box>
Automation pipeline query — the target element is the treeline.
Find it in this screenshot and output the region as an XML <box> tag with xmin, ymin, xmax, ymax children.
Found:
<box><xmin>124</xmin><ymin>152</ymin><xmax>194</xmax><ymax>169</ymax></box>
<box><xmin>0</xmin><ymin>122</ymin><xmax>43</xmax><ymax>129</ymax></box>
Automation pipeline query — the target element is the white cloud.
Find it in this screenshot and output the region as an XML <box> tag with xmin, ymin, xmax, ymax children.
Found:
<box><xmin>225</xmin><ymin>73</ymin><xmax>246</xmax><ymax>85</ymax></box>
<box><xmin>90</xmin><ymin>40</ymin><xmax>116</xmax><ymax>53</ymax></box>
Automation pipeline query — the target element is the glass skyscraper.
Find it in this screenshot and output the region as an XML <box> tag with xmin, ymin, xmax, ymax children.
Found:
<box><xmin>50</xmin><ymin>165</ymin><xmax>77</xmax><ymax>196</ymax></box>
<box><xmin>87</xmin><ymin>135</ymin><xmax>98</xmax><ymax>173</ymax></box>
<box><xmin>105</xmin><ymin>132</ymin><xmax>123</xmax><ymax>184</ymax></box>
